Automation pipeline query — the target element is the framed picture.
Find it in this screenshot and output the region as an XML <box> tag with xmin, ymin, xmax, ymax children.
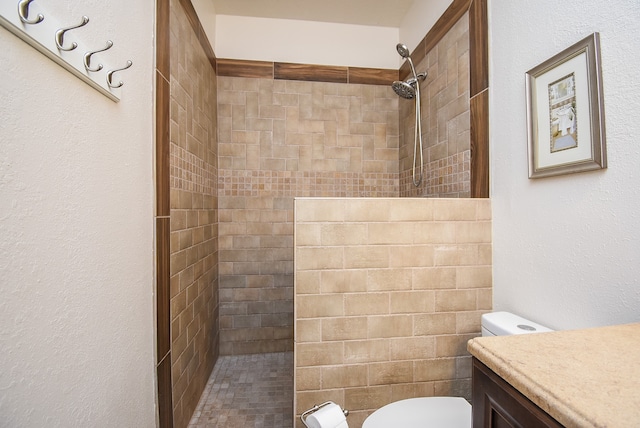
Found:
<box><xmin>526</xmin><ymin>32</ymin><xmax>607</xmax><ymax>178</ymax></box>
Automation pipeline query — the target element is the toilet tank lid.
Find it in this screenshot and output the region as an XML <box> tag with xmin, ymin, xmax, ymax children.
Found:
<box><xmin>482</xmin><ymin>312</ymin><xmax>553</xmax><ymax>336</ymax></box>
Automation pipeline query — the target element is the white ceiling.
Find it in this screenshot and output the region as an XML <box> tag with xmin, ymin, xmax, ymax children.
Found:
<box><xmin>211</xmin><ymin>0</ymin><xmax>417</xmax><ymax>27</ymax></box>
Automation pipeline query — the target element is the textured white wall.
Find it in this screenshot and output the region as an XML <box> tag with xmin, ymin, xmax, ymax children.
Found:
<box><xmin>490</xmin><ymin>0</ymin><xmax>640</xmax><ymax>330</ymax></box>
<box><xmin>0</xmin><ymin>0</ymin><xmax>156</xmax><ymax>426</ymax></box>
<box><xmin>399</xmin><ymin>0</ymin><xmax>452</xmax><ymax>56</ymax></box>
<box><xmin>205</xmin><ymin>1</ymin><xmax>453</xmax><ymax>69</ymax></box>
<box><xmin>215</xmin><ymin>15</ymin><xmax>400</xmax><ymax>69</ymax></box>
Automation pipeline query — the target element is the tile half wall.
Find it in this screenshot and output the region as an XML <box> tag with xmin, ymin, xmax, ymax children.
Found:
<box><xmin>294</xmin><ymin>197</ymin><xmax>492</xmax><ymax>426</ymax></box>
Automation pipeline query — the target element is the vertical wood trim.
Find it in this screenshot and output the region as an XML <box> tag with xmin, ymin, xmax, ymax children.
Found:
<box><xmin>155</xmin><ymin>0</ymin><xmax>173</xmax><ymax>427</ymax></box>
<box><xmin>469</xmin><ymin>0</ymin><xmax>489</xmax><ymax>96</ymax></box>
<box><xmin>469</xmin><ymin>0</ymin><xmax>490</xmax><ymax>197</ymax></box>
<box><xmin>156</xmin><ymin>0</ymin><xmax>170</xmax><ymax>80</ymax></box>
<box><xmin>471</xmin><ymin>90</ymin><xmax>489</xmax><ymax>198</ymax></box>
<box><xmin>156</xmin><ymin>217</ymin><xmax>171</xmax><ymax>358</ymax></box>
<box><xmin>155</xmin><ymin>72</ymin><xmax>170</xmax><ymax>217</ymax></box>
<box><xmin>157</xmin><ymin>353</ymin><xmax>174</xmax><ymax>428</ymax></box>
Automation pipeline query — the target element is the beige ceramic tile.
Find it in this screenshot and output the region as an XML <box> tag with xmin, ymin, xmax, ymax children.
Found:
<box><xmin>295</xmin><ymin>247</ymin><xmax>344</xmax><ymax>270</ymax></box>
<box><xmin>322</xmin><ymin>317</ymin><xmax>368</xmax><ymax>341</ymax></box>
<box><xmin>435</xmin><ymin>289</ymin><xmax>477</xmax><ymax>312</ymax></box>
<box><xmin>414</xmin><ymin>357</ymin><xmax>457</xmax><ymax>382</ymax></box>
<box><xmin>321</xmin><ymin>223</ymin><xmax>368</xmax><ymax>246</ymax></box>
<box><xmin>455</xmin><ymin>221</ymin><xmax>492</xmax><ymax>243</ymax></box>
<box><xmin>412</xmin><ymin>222</ymin><xmax>457</xmax><ymax>244</ymax></box>
<box><xmin>368</xmin><ymin>315</ymin><xmax>413</xmax><ymax>339</ymax></box>
<box><xmin>296</xmin><ymin>342</ymin><xmax>345</xmax><ymax>367</ymax></box>
<box><xmin>367</xmin><ymin>223</ymin><xmax>415</xmax><ymax>245</ymax></box>
<box><xmin>368</xmin><ymin>361</ymin><xmax>413</xmax><ymax>385</ymax></box>
<box><xmin>322</xmin><ymin>365</ymin><xmax>368</xmax><ymax>388</ymax></box>
<box><xmin>366</xmin><ymin>269</ymin><xmax>412</xmax><ymax>291</ymax></box>
<box><xmin>320</xmin><ymin>270</ymin><xmax>368</xmax><ymax>293</ymax></box>
<box><xmin>344</xmin><ymin>385</ymin><xmax>391</xmax><ymax>412</ymax></box>
<box><xmin>389</xmin><ymin>336</ymin><xmax>436</xmax><ymax>360</ymax></box>
<box><xmin>388</xmin><ymin>245</ymin><xmax>435</xmax><ymax>268</ymax></box>
<box><xmin>296</xmin><ymin>319</ymin><xmax>321</xmax><ymax>343</ymax></box>
<box><xmin>296</xmin><ymin>294</ymin><xmax>344</xmax><ymax>318</ymax></box>
<box><xmin>344</xmin><ymin>293</ymin><xmax>390</xmax><ymax>316</ymax></box>
<box><xmin>412</xmin><ymin>267</ymin><xmax>457</xmax><ymax>290</ymax></box>
<box><xmin>389</xmin><ymin>291</ymin><xmax>436</xmax><ymax>314</ymax></box>
<box><xmin>456</xmin><ymin>266</ymin><xmax>492</xmax><ymax>289</ymax></box>
<box><xmin>296</xmin><ymin>367</ymin><xmax>322</xmax><ymax>391</ymax></box>
<box><xmin>344</xmin><ymin>247</ymin><xmax>389</xmax><ymax>269</ymax></box>
<box><xmin>295</xmin><ymin>199</ymin><xmax>346</xmax><ymax>222</ymax></box>
<box><xmin>343</xmin><ymin>339</ymin><xmax>390</xmax><ymax>364</ymax></box>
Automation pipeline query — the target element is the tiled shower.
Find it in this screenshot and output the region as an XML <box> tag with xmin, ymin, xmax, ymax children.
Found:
<box><xmin>161</xmin><ymin>0</ymin><xmax>488</xmax><ymax>426</ymax></box>
<box><xmin>216</xmin><ymin>14</ymin><xmax>471</xmax><ymax>357</ymax></box>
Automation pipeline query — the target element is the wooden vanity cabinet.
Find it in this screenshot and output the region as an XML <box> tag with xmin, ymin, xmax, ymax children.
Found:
<box><xmin>472</xmin><ymin>358</ymin><xmax>564</xmax><ymax>427</ymax></box>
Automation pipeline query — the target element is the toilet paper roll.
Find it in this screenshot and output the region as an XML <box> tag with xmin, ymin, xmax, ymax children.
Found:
<box><xmin>305</xmin><ymin>403</ymin><xmax>347</xmax><ymax>428</ymax></box>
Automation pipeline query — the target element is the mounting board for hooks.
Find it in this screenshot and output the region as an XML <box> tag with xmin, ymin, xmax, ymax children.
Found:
<box><xmin>0</xmin><ymin>1</ymin><xmax>127</xmax><ymax>102</ymax></box>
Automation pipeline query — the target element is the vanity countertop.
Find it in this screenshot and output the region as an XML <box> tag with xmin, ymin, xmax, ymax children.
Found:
<box><xmin>467</xmin><ymin>322</ymin><xmax>640</xmax><ymax>427</ymax></box>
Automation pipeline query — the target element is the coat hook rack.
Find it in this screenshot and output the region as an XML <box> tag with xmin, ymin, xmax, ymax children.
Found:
<box><xmin>17</xmin><ymin>0</ymin><xmax>43</xmax><ymax>25</ymax></box>
<box><xmin>0</xmin><ymin>1</ymin><xmax>132</xmax><ymax>102</ymax></box>
<box><xmin>107</xmin><ymin>60</ymin><xmax>133</xmax><ymax>89</ymax></box>
<box><xmin>84</xmin><ymin>40</ymin><xmax>113</xmax><ymax>72</ymax></box>
<box><xmin>55</xmin><ymin>15</ymin><xmax>89</xmax><ymax>51</ymax></box>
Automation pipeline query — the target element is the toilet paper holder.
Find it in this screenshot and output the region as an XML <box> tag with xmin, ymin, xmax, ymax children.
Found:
<box><xmin>300</xmin><ymin>401</ymin><xmax>349</xmax><ymax>427</ymax></box>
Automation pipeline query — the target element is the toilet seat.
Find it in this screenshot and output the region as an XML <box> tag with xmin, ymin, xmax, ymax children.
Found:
<box><xmin>362</xmin><ymin>397</ymin><xmax>471</xmax><ymax>428</ymax></box>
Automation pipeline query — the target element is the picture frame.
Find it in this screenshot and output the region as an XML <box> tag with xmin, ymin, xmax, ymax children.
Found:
<box><xmin>526</xmin><ymin>32</ymin><xmax>607</xmax><ymax>178</ymax></box>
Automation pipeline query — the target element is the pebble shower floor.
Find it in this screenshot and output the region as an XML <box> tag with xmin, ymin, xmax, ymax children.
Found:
<box><xmin>188</xmin><ymin>352</ymin><xmax>294</xmax><ymax>427</ymax></box>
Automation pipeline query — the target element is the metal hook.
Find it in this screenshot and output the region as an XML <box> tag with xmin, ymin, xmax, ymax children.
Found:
<box><xmin>55</xmin><ymin>16</ymin><xmax>89</xmax><ymax>51</ymax></box>
<box><xmin>106</xmin><ymin>60</ymin><xmax>133</xmax><ymax>89</ymax></box>
<box><xmin>18</xmin><ymin>0</ymin><xmax>44</xmax><ymax>25</ymax></box>
<box><xmin>84</xmin><ymin>40</ymin><xmax>113</xmax><ymax>72</ymax></box>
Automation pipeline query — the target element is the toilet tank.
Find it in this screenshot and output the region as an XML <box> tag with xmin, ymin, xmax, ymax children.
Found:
<box><xmin>481</xmin><ymin>312</ymin><xmax>553</xmax><ymax>337</ymax></box>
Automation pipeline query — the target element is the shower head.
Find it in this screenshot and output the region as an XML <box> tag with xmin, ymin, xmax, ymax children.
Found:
<box><xmin>392</xmin><ymin>42</ymin><xmax>428</xmax><ymax>100</ymax></box>
<box><xmin>396</xmin><ymin>42</ymin><xmax>419</xmax><ymax>82</ymax></box>
<box><xmin>392</xmin><ymin>80</ymin><xmax>415</xmax><ymax>99</ymax></box>
<box><xmin>396</xmin><ymin>43</ymin><xmax>411</xmax><ymax>58</ymax></box>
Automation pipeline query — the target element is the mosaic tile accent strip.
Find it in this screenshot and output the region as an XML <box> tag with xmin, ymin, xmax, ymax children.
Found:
<box><xmin>219</xmin><ymin>170</ymin><xmax>398</xmax><ymax>198</ymax></box>
<box><xmin>171</xmin><ymin>144</ymin><xmax>217</xmax><ymax>195</ymax></box>
<box><xmin>400</xmin><ymin>150</ymin><xmax>471</xmax><ymax>197</ymax></box>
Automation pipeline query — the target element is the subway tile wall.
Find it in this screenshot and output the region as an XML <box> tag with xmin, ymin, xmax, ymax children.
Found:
<box><xmin>169</xmin><ymin>0</ymin><xmax>219</xmax><ymax>426</ymax></box>
<box><xmin>400</xmin><ymin>14</ymin><xmax>471</xmax><ymax>197</ymax></box>
<box><xmin>294</xmin><ymin>198</ymin><xmax>492</xmax><ymax>427</ymax></box>
<box><xmin>217</xmin><ymin>78</ymin><xmax>400</xmax><ymax>355</ymax></box>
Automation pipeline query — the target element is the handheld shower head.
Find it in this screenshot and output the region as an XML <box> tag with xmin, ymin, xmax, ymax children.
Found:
<box><xmin>392</xmin><ymin>80</ymin><xmax>416</xmax><ymax>99</ymax></box>
<box><xmin>396</xmin><ymin>43</ymin><xmax>411</xmax><ymax>58</ymax></box>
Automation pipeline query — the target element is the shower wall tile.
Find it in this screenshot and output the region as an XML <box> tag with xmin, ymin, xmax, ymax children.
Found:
<box><xmin>400</xmin><ymin>13</ymin><xmax>471</xmax><ymax>198</ymax></box>
<box><xmin>294</xmin><ymin>198</ymin><xmax>492</xmax><ymax>425</ymax></box>
<box><xmin>169</xmin><ymin>0</ymin><xmax>218</xmax><ymax>427</ymax></box>
<box><xmin>217</xmin><ymin>77</ymin><xmax>400</xmax><ymax>355</ymax></box>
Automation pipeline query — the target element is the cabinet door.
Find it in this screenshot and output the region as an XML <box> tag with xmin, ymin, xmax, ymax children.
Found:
<box><xmin>472</xmin><ymin>358</ymin><xmax>564</xmax><ymax>428</ymax></box>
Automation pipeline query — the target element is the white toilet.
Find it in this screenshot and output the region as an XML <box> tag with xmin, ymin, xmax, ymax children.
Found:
<box><xmin>302</xmin><ymin>312</ymin><xmax>553</xmax><ymax>428</ymax></box>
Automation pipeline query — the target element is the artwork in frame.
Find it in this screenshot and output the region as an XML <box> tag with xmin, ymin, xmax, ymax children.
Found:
<box><xmin>526</xmin><ymin>32</ymin><xmax>607</xmax><ymax>178</ymax></box>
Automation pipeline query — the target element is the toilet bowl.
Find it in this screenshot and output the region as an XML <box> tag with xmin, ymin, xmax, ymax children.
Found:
<box><xmin>301</xmin><ymin>312</ymin><xmax>553</xmax><ymax>428</ymax></box>
<box><xmin>362</xmin><ymin>396</ymin><xmax>471</xmax><ymax>428</ymax></box>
